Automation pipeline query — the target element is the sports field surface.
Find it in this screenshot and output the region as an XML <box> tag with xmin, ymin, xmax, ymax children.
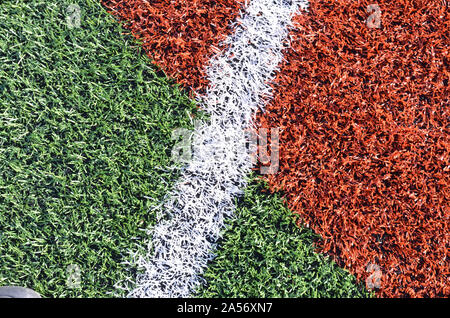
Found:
<box><xmin>0</xmin><ymin>0</ymin><xmax>447</xmax><ymax>298</ymax></box>
<box><xmin>0</xmin><ymin>0</ymin><xmax>370</xmax><ymax>298</ymax></box>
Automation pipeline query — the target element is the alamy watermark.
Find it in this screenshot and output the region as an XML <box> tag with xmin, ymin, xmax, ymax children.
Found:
<box><xmin>66</xmin><ymin>264</ymin><xmax>81</xmax><ymax>289</ymax></box>
<box><xmin>366</xmin><ymin>4</ymin><xmax>382</xmax><ymax>29</ymax></box>
<box><xmin>171</xmin><ymin>120</ymin><xmax>279</xmax><ymax>175</ymax></box>
<box><xmin>366</xmin><ymin>263</ymin><xmax>382</xmax><ymax>290</ymax></box>
<box><xmin>66</xmin><ymin>4</ymin><xmax>81</xmax><ymax>29</ymax></box>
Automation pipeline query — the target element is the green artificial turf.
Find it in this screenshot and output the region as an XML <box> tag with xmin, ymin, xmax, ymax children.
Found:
<box><xmin>0</xmin><ymin>0</ymin><xmax>198</xmax><ymax>297</ymax></box>
<box><xmin>197</xmin><ymin>179</ymin><xmax>371</xmax><ymax>298</ymax></box>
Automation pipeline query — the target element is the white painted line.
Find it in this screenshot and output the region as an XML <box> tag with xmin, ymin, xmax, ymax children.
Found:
<box><xmin>128</xmin><ymin>0</ymin><xmax>309</xmax><ymax>298</ymax></box>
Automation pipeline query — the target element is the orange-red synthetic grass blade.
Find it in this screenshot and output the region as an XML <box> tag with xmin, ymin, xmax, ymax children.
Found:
<box><xmin>258</xmin><ymin>0</ymin><xmax>449</xmax><ymax>297</ymax></box>
<box><xmin>101</xmin><ymin>0</ymin><xmax>245</xmax><ymax>92</ymax></box>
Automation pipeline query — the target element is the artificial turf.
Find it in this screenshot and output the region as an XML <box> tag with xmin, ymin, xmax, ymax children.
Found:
<box><xmin>196</xmin><ymin>179</ymin><xmax>371</xmax><ymax>298</ymax></box>
<box><xmin>1</xmin><ymin>0</ymin><xmax>369</xmax><ymax>298</ymax></box>
<box><xmin>0</xmin><ymin>0</ymin><xmax>197</xmax><ymax>297</ymax></box>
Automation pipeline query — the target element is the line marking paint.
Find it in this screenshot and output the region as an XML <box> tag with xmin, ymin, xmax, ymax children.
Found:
<box><xmin>129</xmin><ymin>0</ymin><xmax>309</xmax><ymax>298</ymax></box>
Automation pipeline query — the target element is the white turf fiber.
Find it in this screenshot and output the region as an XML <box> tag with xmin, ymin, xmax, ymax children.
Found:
<box><xmin>128</xmin><ymin>0</ymin><xmax>309</xmax><ymax>298</ymax></box>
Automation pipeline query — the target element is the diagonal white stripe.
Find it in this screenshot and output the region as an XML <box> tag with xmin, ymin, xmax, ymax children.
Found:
<box><xmin>128</xmin><ymin>0</ymin><xmax>309</xmax><ymax>298</ymax></box>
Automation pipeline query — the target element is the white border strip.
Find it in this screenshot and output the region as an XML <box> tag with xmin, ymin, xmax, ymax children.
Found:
<box><xmin>129</xmin><ymin>0</ymin><xmax>308</xmax><ymax>298</ymax></box>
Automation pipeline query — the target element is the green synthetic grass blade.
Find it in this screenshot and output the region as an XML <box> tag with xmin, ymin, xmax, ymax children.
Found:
<box><xmin>0</xmin><ymin>0</ymin><xmax>198</xmax><ymax>297</ymax></box>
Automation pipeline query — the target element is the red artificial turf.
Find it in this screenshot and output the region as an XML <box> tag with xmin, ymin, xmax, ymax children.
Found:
<box><xmin>101</xmin><ymin>0</ymin><xmax>245</xmax><ymax>92</ymax></box>
<box><xmin>258</xmin><ymin>0</ymin><xmax>449</xmax><ymax>297</ymax></box>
